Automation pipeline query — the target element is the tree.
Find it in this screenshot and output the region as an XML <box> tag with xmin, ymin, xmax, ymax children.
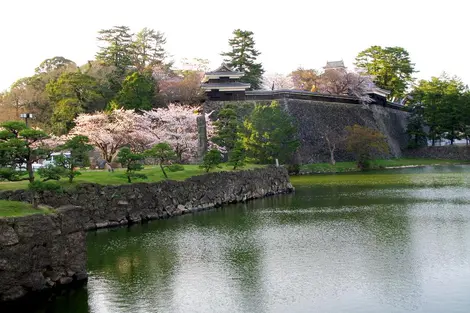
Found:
<box><xmin>228</xmin><ymin>141</ymin><xmax>245</xmax><ymax>170</ymax></box>
<box><xmin>35</xmin><ymin>57</ymin><xmax>77</xmax><ymax>74</ymax></box>
<box><xmin>143</xmin><ymin>104</ymin><xmax>210</xmax><ymax>163</ymax></box>
<box><xmin>145</xmin><ymin>142</ymin><xmax>182</xmax><ymax>179</ymax></box>
<box><xmin>263</xmin><ymin>73</ymin><xmax>294</xmax><ymax>90</ymax></box>
<box><xmin>241</xmin><ymin>101</ymin><xmax>299</xmax><ymax>164</ymax></box>
<box><xmin>323</xmin><ymin>126</ymin><xmax>345</xmax><ymax>165</ymax></box>
<box><xmin>96</xmin><ymin>26</ymin><xmax>134</xmax><ymax>71</ymax></box>
<box><xmin>316</xmin><ymin>69</ymin><xmax>374</xmax><ymax>102</ymax></box>
<box><xmin>200</xmin><ymin>149</ymin><xmax>222</xmax><ymax>173</ymax></box>
<box><xmin>410</xmin><ymin>74</ymin><xmax>468</xmax><ymax>145</ymax></box>
<box><xmin>212</xmin><ymin>107</ymin><xmax>240</xmax><ymax>154</ymax></box>
<box><xmin>114</xmin><ymin>71</ymin><xmax>156</xmax><ymax>110</ymax></box>
<box><xmin>55</xmin><ymin>135</ymin><xmax>94</xmax><ymax>183</ymax></box>
<box><xmin>158</xmin><ymin>71</ymin><xmax>205</xmax><ymax>105</ymax></box>
<box><xmin>406</xmin><ymin>104</ymin><xmax>427</xmax><ymax>148</ymax></box>
<box><xmin>345</xmin><ymin>124</ymin><xmax>389</xmax><ymax>169</ymax></box>
<box><xmin>132</xmin><ymin>28</ymin><xmax>168</xmax><ymax>72</ymax></box>
<box><xmin>221</xmin><ymin>29</ymin><xmax>265</xmax><ymax>90</ymax></box>
<box><xmin>0</xmin><ymin>121</ymin><xmax>51</xmax><ymax>207</ymax></box>
<box><xmin>70</xmin><ymin>109</ymin><xmax>154</xmax><ymax>163</ymax></box>
<box><xmin>355</xmin><ymin>46</ymin><xmax>416</xmax><ymax>99</ymax></box>
<box><xmin>116</xmin><ymin>147</ymin><xmax>146</xmax><ymax>183</ymax></box>
<box><xmin>46</xmin><ymin>72</ymin><xmax>104</xmax><ymax>134</ymax></box>
<box><xmin>289</xmin><ymin>68</ymin><xmax>319</xmax><ymax>91</ymax></box>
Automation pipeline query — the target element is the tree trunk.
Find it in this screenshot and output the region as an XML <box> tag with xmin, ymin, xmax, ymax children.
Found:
<box><xmin>330</xmin><ymin>149</ymin><xmax>336</xmax><ymax>165</ymax></box>
<box><xmin>160</xmin><ymin>163</ymin><xmax>168</xmax><ymax>179</ymax></box>
<box><xmin>27</xmin><ymin>161</ymin><xmax>34</xmax><ymax>183</ymax></box>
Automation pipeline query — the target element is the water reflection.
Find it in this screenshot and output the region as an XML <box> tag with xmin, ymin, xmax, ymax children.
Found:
<box><xmin>33</xmin><ymin>166</ymin><xmax>470</xmax><ymax>313</ymax></box>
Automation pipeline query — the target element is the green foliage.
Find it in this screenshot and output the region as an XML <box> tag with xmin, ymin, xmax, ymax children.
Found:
<box><xmin>410</xmin><ymin>74</ymin><xmax>470</xmax><ymax>145</ymax></box>
<box><xmin>35</xmin><ymin>57</ymin><xmax>76</xmax><ymax>74</ymax></box>
<box><xmin>46</xmin><ymin>72</ymin><xmax>103</xmax><ymax>134</ymax></box>
<box><xmin>241</xmin><ymin>101</ymin><xmax>299</xmax><ymax>164</ymax></box>
<box><xmin>212</xmin><ymin>107</ymin><xmax>240</xmax><ymax>153</ymax></box>
<box><xmin>0</xmin><ymin>168</ymin><xmax>26</xmax><ymax>182</ymax></box>
<box><xmin>406</xmin><ymin>105</ymin><xmax>427</xmax><ymax>148</ymax></box>
<box><xmin>28</xmin><ymin>180</ymin><xmax>62</xmax><ymax>193</ymax></box>
<box><xmin>54</xmin><ymin>135</ymin><xmax>94</xmax><ymax>183</ymax></box>
<box><xmin>200</xmin><ymin>149</ymin><xmax>222</xmax><ymax>173</ymax></box>
<box><xmin>0</xmin><ymin>121</ymin><xmax>50</xmax><ymax>183</ymax></box>
<box><xmin>221</xmin><ymin>29</ymin><xmax>265</xmax><ymax>90</ymax></box>
<box><xmin>117</xmin><ymin>147</ymin><xmax>146</xmax><ymax>183</ymax></box>
<box><xmin>115</xmin><ymin>72</ymin><xmax>156</xmax><ymax>110</ymax></box>
<box><xmin>355</xmin><ymin>46</ymin><xmax>416</xmax><ymax>99</ymax></box>
<box><xmin>228</xmin><ymin>141</ymin><xmax>245</xmax><ymax>170</ymax></box>
<box><xmin>96</xmin><ymin>26</ymin><xmax>134</xmax><ymax>71</ymax></box>
<box><xmin>345</xmin><ymin>124</ymin><xmax>390</xmax><ymax>170</ymax></box>
<box><xmin>133</xmin><ymin>28</ymin><xmax>168</xmax><ymax>71</ymax></box>
<box><xmin>37</xmin><ymin>164</ymin><xmax>66</xmax><ymax>181</ymax></box>
<box><xmin>145</xmin><ymin>142</ymin><xmax>179</xmax><ymax>179</ymax></box>
<box><xmin>167</xmin><ymin>164</ymin><xmax>184</xmax><ymax>172</ymax></box>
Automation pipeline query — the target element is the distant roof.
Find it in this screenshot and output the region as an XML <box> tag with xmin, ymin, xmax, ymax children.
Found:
<box><xmin>201</xmin><ymin>82</ymin><xmax>251</xmax><ymax>89</ymax></box>
<box><xmin>324</xmin><ymin>60</ymin><xmax>345</xmax><ymax>69</ymax></box>
<box><xmin>205</xmin><ymin>63</ymin><xmax>244</xmax><ymax>76</ymax></box>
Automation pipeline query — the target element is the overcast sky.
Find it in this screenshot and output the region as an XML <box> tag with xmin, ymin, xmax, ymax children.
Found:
<box><xmin>1</xmin><ymin>0</ymin><xmax>469</xmax><ymax>91</ymax></box>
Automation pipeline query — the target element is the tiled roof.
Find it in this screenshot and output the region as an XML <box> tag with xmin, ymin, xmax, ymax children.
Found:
<box><xmin>324</xmin><ymin>60</ymin><xmax>345</xmax><ymax>68</ymax></box>
<box><xmin>201</xmin><ymin>82</ymin><xmax>251</xmax><ymax>88</ymax></box>
<box><xmin>205</xmin><ymin>63</ymin><xmax>244</xmax><ymax>75</ymax></box>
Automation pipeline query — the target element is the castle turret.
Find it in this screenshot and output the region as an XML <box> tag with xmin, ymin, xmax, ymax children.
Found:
<box><xmin>201</xmin><ymin>63</ymin><xmax>250</xmax><ymax>101</ymax></box>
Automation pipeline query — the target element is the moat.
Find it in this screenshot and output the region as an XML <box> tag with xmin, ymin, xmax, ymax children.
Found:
<box><xmin>33</xmin><ymin>166</ymin><xmax>470</xmax><ymax>313</ymax></box>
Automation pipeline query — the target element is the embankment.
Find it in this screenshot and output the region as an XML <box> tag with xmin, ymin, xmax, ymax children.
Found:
<box><xmin>403</xmin><ymin>146</ymin><xmax>470</xmax><ymax>160</ymax></box>
<box><xmin>205</xmin><ymin>99</ymin><xmax>409</xmax><ymax>164</ymax></box>
<box><xmin>0</xmin><ymin>167</ymin><xmax>293</xmax><ymax>304</ymax></box>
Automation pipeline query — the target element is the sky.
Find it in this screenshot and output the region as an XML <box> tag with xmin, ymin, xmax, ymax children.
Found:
<box><xmin>1</xmin><ymin>0</ymin><xmax>469</xmax><ymax>91</ymax></box>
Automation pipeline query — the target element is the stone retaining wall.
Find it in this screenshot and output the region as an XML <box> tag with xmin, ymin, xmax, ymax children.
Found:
<box><xmin>0</xmin><ymin>206</ymin><xmax>87</xmax><ymax>303</ymax></box>
<box><xmin>0</xmin><ymin>167</ymin><xmax>294</xmax><ymax>305</ymax></box>
<box><xmin>204</xmin><ymin>99</ymin><xmax>409</xmax><ymax>164</ymax></box>
<box><xmin>403</xmin><ymin>146</ymin><xmax>470</xmax><ymax>160</ymax></box>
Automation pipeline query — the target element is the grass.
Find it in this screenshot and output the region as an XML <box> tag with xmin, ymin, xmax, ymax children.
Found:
<box><xmin>0</xmin><ymin>200</ymin><xmax>54</xmax><ymax>218</ymax></box>
<box><xmin>0</xmin><ymin>164</ymin><xmax>264</xmax><ymax>191</ymax></box>
<box><xmin>290</xmin><ymin>171</ymin><xmax>470</xmax><ymax>188</ymax></box>
<box><xmin>300</xmin><ymin>158</ymin><xmax>467</xmax><ymax>174</ymax></box>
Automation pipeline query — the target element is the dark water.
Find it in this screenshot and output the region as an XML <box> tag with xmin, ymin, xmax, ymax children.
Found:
<box><xmin>35</xmin><ymin>166</ymin><xmax>470</xmax><ymax>313</ymax></box>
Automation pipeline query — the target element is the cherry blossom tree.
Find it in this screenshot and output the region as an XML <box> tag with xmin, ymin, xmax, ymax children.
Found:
<box><xmin>70</xmin><ymin>109</ymin><xmax>154</xmax><ymax>162</ymax></box>
<box><xmin>262</xmin><ymin>73</ymin><xmax>294</xmax><ymax>90</ymax></box>
<box><xmin>143</xmin><ymin>104</ymin><xmax>213</xmax><ymax>163</ymax></box>
<box><xmin>317</xmin><ymin>69</ymin><xmax>375</xmax><ymax>103</ymax></box>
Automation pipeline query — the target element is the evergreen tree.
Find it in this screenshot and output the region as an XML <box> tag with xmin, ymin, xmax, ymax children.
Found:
<box><xmin>114</xmin><ymin>71</ymin><xmax>156</xmax><ymax>110</ymax></box>
<box><xmin>96</xmin><ymin>26</ymin><xmax>134</xmax><ymax>71</ymax></box>
<box><xmin>132</xmin><ymin>28</ymin><xmax>169</xmax><ymax>72</ymax></box>
<box><xmin>241</xmin><ymin>101</ymin><xmax>299</xmax><ymax>164</ymax></box>
<box><xmin>200</xmin><ymin>149</ymin><xmax>222</xmax><ymax>173</ymax></box>
<box><xmin>406</xmin><ymin>105</ymin><xmax>427</xmax><ymax>148</ymax></box>
<box><xmin>411</xmin><ymin>75</ymin><xmax>468</xmax><ymax>145</ymax></box>
<box><xmin>355</xmin><ymin>46</ymin><xmax>416</xmax><ymax>99</ymax></box>
<box><xmin>116</xmin><ymin>147</ymin><xmax>146</xmax><ymax>183</ymax></box>
<box><xmin>212</xmin><ymin>107</ymin><xmax>240</xmax><ymax>153</ymax></box>
<box><xmin>221</xmin><ymin>29</ymin><xmax>265</xmax><ymax>90</ymax></box>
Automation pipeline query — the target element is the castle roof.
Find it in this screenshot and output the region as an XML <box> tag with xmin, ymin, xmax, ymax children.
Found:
<box><xmin>324</xmin><ymin>60</ymin><xmax>345</xmax><ymax>69</ymax></box>
<box><xmin>201</xmin><ymin>82</ymin><xmax>251</xmax><ymax>91</ymax></box>
<box><xmin>205</xmin><ymin>63</ymin><xmax>244</xmax><ymax>77</ymax></box>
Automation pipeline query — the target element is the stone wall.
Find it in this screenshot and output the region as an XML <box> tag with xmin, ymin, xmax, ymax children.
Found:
<box><xmin>0</xmin><ymin>167</ymin><xmax>293</xmax><ymax>305</ymax></box>
<box><xmin>403</xmin><ymin>146</ymin><xmax>470</xmax><ymax>160</ymax></box>
<box><xmin>0</xmin><ymin>206</ymin><xmax>87</xmax><ymax>303</ymax></box>
<box><xmin>0</xmin><ymin>167</ymin><xmax>293</xmax><ymax>231</ymax></box>
<box><xmin>205</xmin><ymin>99</ymin><xmax>409</xmax><ymax>164</ymax></box>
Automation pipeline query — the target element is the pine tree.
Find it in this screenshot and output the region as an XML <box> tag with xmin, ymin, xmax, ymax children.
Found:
<box><xmin>221</xmin><ymin>29</ymin><xmax>265</xmax><ymax>90</ymax></box>
<box><xmin>132</xmin><ymin>28</ymin><xmax>168</xmax><ymax>72</ymax></box>
<box><xmin>96</xmin><ymin>26</ymin><xmax>134</xmax><ymax>71</ymax></box>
